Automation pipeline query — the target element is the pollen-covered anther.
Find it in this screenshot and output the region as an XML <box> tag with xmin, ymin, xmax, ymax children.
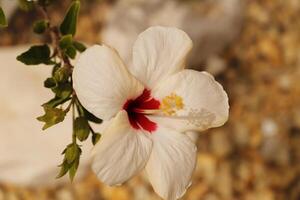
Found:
<box><xmin>160</xmin><ymin>93</ymin><xmax>184</xmax><ymax>116</ymax></box>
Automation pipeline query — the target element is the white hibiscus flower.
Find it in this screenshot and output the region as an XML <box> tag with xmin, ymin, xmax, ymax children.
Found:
<box><xmin>73</xmin><ymin>26</ymin><xmax>229</xmax><ymax>200</ymax></box>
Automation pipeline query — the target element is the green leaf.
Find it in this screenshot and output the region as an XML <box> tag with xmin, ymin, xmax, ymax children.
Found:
<box><xmin>33</xmin><ymin>20</ymin><xmax>49</xmax><ymax>34</ymax></box>
<box><xmin>65</xmin><ymin>46</ymin><xmax>77</xmax><ymax>59</ymax></box>
<box><xmin>44</xmin><ymin>77</ymin><xmax>57</xmax><ymax>88</ymax></box>
<box><xmin>60</xmin><ymin>1</ymin><xmax>80</xmax><ymax>36</ymax></box>
<box><xmin>74</xmin><ymin>117</ymin><xmax>90</xmax><ymax>141</ymax></box>
<box><xmin>76</xmin><ymin>101</ymin><xmax>102</xmax><ymax>124</ymax></box>
<box><xmin>52</xmin><ymin>82</ymin><xmax>72</xmax><ymax>99</ymax></box>
<box><xmin>0</xmin><ymin>7</ymin><xmax>7</xmax><ymax>28</ymax></box>
<box><xmin>73</xmin><ymin>41</ymin><xmax>86</xmax><ymax>52</ymax></box>
<box><xmin>76</xmin><ymin>101</ymin><xmax>85</xmax><ymax>116</ymax></box>
<box><xmin>17</xmin><ymin>45</ymin><xmax>51</xmax><ymax>65</ymax></box>
<box><xmin>92</xmin><ymin>133</ymin><xmax>101</xmax><ymax>145</ymax></box>
<box><xmin>37</xmin><ymin>106</ymin><xmax>66</xmax><ymax>130</ymax></box>
<box><xmin>84</xmin><ymin>108</ymin><xmax>102</xmax><ymax>124</ymax></box>
<box><xmin>43</xmin><ymin>96</ymin><xmax>71</xmax><ymax>108</ymax></box>
<box><xmin>56</xmin><ymin>159</ymin><xmax>71</xmax><ymax>178</ymax></box>
<box><xmin>43</xmin><ymin>96</ymin><xmax>70</xmax><ymax>108</ymax></box>
<box><xmin>69</xmin><ymin>158</ymin><xmax>79</xmax><ymax>182</ymax></box>
<box><xmin>65</xmin><ymin>143</ymin><xmax>80</xmax><ymax>164</ymax></box>
<box><xmin>59</xmin><ymin>34</ymin><xmax>73</xmax><ymax>49</ymax></box>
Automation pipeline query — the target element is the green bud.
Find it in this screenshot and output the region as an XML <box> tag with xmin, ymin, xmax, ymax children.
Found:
<box><xmin>54</xmin><ymin>67</ymin><xmax>69</xmax><ymax>83</ymax></box>
<box><xmin>65</xmin><ymin>143</ymin><xmax>80</xmax><ymax>164</ymax></box>
<box><xmin>92</xmin><ymin>133</ymin><xmax>101</xmax><ymax>145</ymax></box>
<box><xmin>33</xmin><ymin>20</ymin><xmax>49</xmax><ymax>34</ymax></box>
<box><xmin>44</xmin><ymin>77</ymin><xmax>57</xmax><ymax>88</ymax></box>
<box><xmin>74</xmin><ymin>117</ymin><xmax>90</xmax><ymax>141</ymax></box>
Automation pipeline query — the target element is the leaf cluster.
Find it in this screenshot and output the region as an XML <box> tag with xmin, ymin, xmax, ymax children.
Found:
<box><xmin>16</xmin><ymin>0</ymin><xmax>102</xmax><ymax>181</ymax></box>
<box><xmin>57</xmin><ymin>143</ymin><xmax>82</xmax><ymax>181</ymax></box>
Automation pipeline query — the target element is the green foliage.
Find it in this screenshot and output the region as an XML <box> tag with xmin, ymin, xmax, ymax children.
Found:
<box><xmin>17</xmin><ymin>45</ymin><xmax>52</xmax><ymax>65</ymax></box>
<box><xmin>59</xmin><ymin>34</ymin><xmax>73</xmax><ymax>49</ymax></box>
<box><xmin>60</xmin><ymin>1</ymin><xmax>80</xmax><ymax>36</ymax></box>
<box><xmin>65</xmin><ymin>143</ymin><xmax>81</xmax><ymax>164</ymax></box>
<box><xmin>69</xmin><ymin>158</ymin><xmax>79</xmax><ymax>181</ymax></box>
<box><xmin>84</xmin><ymin>108</ymin><xmax>102</xmax><ymax>124</ymax></box>
<box><xmin>59</xmin><ymin>34</ymin><xmax>82</xmax><ymax>59</ymax></box>
<box><xmin>43</xmin><ymin>96</ymin><xmax>71</xmax><ymax>108</ymax></box>
<box><xmin>43</xmin><ymin>66</ymin><xmax>72</xmax><ymax>108</ymax></box>
<box><xmin>57</xmin><ymin>143</ymin><xmax>82</xmax><ymax>181</ymax></box>
<box><xmin>65</xmin><ymin>45</ymin><xmax>77</xmax><ymax>59</ymax></box>
<box><xmin>56</xmin><ymin>159</ymin><xmax>70</xmax><ymax>179</ymax></box>
<box><xmin>0</xmin><ymin>6</ymin><xmax>7</xmax><ymax>27</ymax></box>
<box><xmin>37</xmin><ymin>106</ymin><xmax>67</xmax><ymax>130</ymax></box>
<box><xmin>74</xmin><ymin>117</ymin><xmax>90</xmax><ymax>141</ymax></box>
<box><xmin>76</xmin><ymin>101</ymin><xmax>102</xmax><ymax>124</ymax></box>
<box><xmin>50</xmin><ymin>67</ymin><xmax>72</xmax><ymax>100</ymax></box>
<box><xmin>52</xmin><ymin>82</ymin><xmax>73</xmax><ymax>99</ymax></box>
<box><xmin>73</xmin><ymin>41</ymin><xmax>86</xmax><ymax>52</ymax></box>
<box><xmin>20</xmin><ymin>0</ymin><xmax>102</xmax><ymax>182</ymax></box>
<box><xmin>33</xmin><ymin>20</ymin><xmax>49</xmax><ymax>34</ymax></box>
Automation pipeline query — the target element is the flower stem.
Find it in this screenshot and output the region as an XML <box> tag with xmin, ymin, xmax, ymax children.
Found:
<box><xmin>72</xmin><ymin>101</ymin><xmax>77</xmax><ymax>144</ymax></box>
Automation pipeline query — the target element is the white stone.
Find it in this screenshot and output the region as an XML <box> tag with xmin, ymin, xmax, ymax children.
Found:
<box><xmin>261</xmin><ymin>118</ymin><xmax>278</xmax><ymax>137</ymax></box>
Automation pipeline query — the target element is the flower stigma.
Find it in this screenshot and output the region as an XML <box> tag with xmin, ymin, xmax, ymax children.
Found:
<box><xmin>123</xmin><ymin>89</ymin><xmax>160</xmax><ymax>132</ymax></box>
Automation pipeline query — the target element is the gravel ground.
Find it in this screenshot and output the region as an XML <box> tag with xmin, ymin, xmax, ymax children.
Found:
<box><xmin>0</xmin><ymin>0</ymin><xmax>300</xmax><ymax>199</ymax></box>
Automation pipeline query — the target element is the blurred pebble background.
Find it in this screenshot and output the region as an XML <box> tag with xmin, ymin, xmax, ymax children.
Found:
<box><xmin>0</xmin><ymin>0</ymin><xmax>300</xmax><ymax>199</ymax></box>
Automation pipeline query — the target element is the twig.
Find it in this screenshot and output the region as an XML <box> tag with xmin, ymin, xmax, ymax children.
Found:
<box><xmin>38</xmin><ymin>5</ymin><xmax>73</xmax><ymax>71</ymax></box>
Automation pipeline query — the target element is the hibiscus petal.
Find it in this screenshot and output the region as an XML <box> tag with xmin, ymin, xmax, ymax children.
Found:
<box><xmin>92</xmin><ymin>111</ymin><xmax>152</xmax><ymax>186</ymax></box>
<box><xmin>146</xmin><ymin>126</ymin><xmax>197</xmax><ymax>200</ymax></box>
<box><xmin>151</xmin><ymin>70</ymin><xmax>229</xmax><ymax>132</ymax></box>
<box><xmin>130</xmin><ymin>26</ymin><xmax>192</xmax><ymax>88</ymax></box>
<box><xmin>73</xmin><ymin>45</ymin><xmax>144</xmax><ymax>120</ymax></box>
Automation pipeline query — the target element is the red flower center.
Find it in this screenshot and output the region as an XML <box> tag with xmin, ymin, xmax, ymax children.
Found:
<box><xmin>123</xmin><ymin>89</ymin><xmax>160</xmax><ymax>132</ymax></box>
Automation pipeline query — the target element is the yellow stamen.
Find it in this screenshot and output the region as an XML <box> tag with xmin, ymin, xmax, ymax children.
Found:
<box><xmin>160</xmin><ymin>93</ymin><xmax>184</xmax><ymax>116</ymax></box>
